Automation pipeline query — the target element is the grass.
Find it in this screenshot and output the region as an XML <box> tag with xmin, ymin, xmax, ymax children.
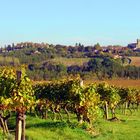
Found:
<box><xmin>94</xmin><ymin>111</ymin><xmax>140</xmax><ymax>140</ymax></box>
<box><xmin>7</xmin><ymin>115</ymin><xmax>93</xmax><ymax>140</ymax></box>
<box><xmin>20</xmin><ymin>118</ymin><xmax>98</xmax><ymax>140</ymax></box>
<box><xmin>50</xmin><ymin>57</ymin><xmax>90</xmax><ymax>66</ymax></box>
<box><xmin>4</xmin><ymin>110</ymin><xmax>140</xmax><ymax>140</ymax></box>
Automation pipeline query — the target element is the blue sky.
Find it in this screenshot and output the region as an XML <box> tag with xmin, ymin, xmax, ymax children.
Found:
<box><xmin>0</xmin><ymin>0</ymin><xmax>140</xmax><ymax>46</ymax></box>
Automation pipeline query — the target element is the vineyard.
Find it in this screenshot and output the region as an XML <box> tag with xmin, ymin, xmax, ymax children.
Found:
<box><xmin>0</xmin><ymin>67</ymin><xmax>140</xmax><ymax>140</ymax></box>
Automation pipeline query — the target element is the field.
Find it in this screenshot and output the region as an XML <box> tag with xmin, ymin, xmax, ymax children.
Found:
<box><xmin>50</xmin><ymin>56</ymin><xmax>140</xmax><ymax>67</ymax></box>
<box><xmin>85</xmin><ymin>79</ymin><xmax>140</xmax><ymax>88</ymax></box>
<box><xmin>2</xmin><ymin>110</ymin><xmax>139</xmax><ymax>140</ymax></box>
<box><xmin>130</xmin><ymin>57</ymin><xmax>140</xmax><ymax>66</ymax></box>
<box><xmin>50</xmin><ymin>57</ymin><xmax>90</xmax><ymax>66</ymax></box>
<box><xmin>33</xmin><ymin>79</ymin><xmax>140</xmax><ymax>90</ymax></box>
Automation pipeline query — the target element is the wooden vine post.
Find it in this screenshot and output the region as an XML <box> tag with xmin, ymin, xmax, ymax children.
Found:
<box><xmin>15</xmin><ymin>70</ymin><xmax>29</xmax><ymax>140</ymax></box>
<box><xmin>105</xmin><ymin>101</ymin><xmax>109</xmax><ymax>120</ymax></box>
<box><xmin>15</xmin><ymin>70</ymin><xmax>24</xmax><ymax>140</ymax></box>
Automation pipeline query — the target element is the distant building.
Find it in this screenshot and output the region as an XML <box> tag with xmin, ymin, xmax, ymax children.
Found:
<box><xmin>128</xmin><ymin>39</ymin><xmax>140</xmax><ymax>49</ymax></box>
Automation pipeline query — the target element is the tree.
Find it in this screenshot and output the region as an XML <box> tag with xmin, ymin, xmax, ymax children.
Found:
<box><xmin>94</xmin><ymin>43</ymin><xmax>101</xmax><ymax>51</ymax></box>
<box><xmin>87</xmin><ymin>58</ymin><xmax>103</xmax><ymax>79</ymax></box>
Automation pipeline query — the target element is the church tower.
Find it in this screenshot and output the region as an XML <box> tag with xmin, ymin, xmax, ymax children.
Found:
<box><xmin>136</xmin><ymin>39</ymin><xmax>140</xmax><ymax>48</ymax></box>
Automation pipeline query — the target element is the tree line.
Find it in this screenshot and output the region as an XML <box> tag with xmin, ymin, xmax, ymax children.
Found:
<box><xmin>0</xmin><ymin>54</ymin><xmax>139</xmax><ymax>80</ymax></box>
<box><xmin>1</xmin><ymin>42</ymin><xmax>140</xmax><ymax>65</ymax></box>
<box><xmin>27</xmin><ymin>57</ymin><xmax>140</xmax><ymax>80</ymax></box>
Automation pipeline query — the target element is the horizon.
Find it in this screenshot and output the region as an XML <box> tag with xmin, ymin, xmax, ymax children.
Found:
<box><xmin>0</xmin><ymin>40</ymin><xmax>135</xmax><ymax>47</ymax></box>
<box><xmin>1</xmin><ymin>0</ymin><xmax>140</xmax><ymax>46</ymax></box>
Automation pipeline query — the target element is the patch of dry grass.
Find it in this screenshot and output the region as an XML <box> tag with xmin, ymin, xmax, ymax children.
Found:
<box><xmin>85</xmin><ymin>79</ymin><xmax>140</xmax><ymax>88</ymax></box>
<box><xmin>130</xmin><ymin>57</ymin><xmax>140</xmax><ymax>66</ymax></box>
<box><xmin>50</xmin><ymin>57</ymin><xmax>90</xmax><ymax>66</ymax></box>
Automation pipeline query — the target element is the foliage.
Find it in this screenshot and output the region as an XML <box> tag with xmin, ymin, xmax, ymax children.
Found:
<box><xmin>0</xmin><ymin>67</ymin><xmax>34</xmax><ymax>113</ymax></box>
<box><xmin>80</xmin><ymin>84</ymin><xmax>101</xmax><ymax>122</ymax></box>
<box><xmin>97</xmin><ymin>83</ymin><xmax>120</xmax><ymax>107</ymax></box>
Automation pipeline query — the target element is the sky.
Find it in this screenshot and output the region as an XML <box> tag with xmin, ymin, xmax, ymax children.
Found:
<box><xmin>0</xmin><ymin>0</ymin><xmax>140</xmax><ymax>46</ymax></box>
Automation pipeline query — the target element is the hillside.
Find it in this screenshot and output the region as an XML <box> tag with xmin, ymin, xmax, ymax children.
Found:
<box><xmin>0</xmin><ymin>42</ymin><xmax>140</xmax><ymax>81</ymax></box>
